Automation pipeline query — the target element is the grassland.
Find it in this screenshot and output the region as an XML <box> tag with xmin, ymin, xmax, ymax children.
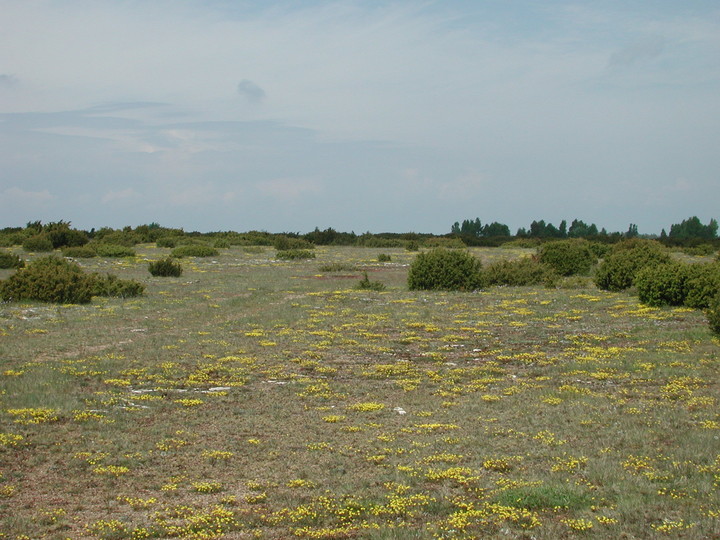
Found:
<box><xmin>1</xmin><ymin>245</ymin><xmax>719</xmax><ymax>539</ymax></box>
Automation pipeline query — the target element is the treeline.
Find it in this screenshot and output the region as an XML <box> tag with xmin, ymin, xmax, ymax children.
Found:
<box><xmin>0</xmin><ymin>216</ymin><xmax>717</xmax><ymax>253</ymax></box>
<box><xmin>451</xmin><ymin>216</ymin><xmax>718</xmax><ymax>248</ymax></box>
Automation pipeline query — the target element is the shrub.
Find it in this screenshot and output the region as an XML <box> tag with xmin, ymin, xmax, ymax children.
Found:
<box><xmin>46</xmin><ymin>227</ymin><xmax>88</xmax><ymax>249</ymax></box>
<box><xmin>684</xmin><ymin>263</ymin><xmax>720</xmax><ymax>309</ymax></box>
<box><xmin>22</xmin><ymin>234</ymin><xmax>54</xmax><ymax>252</ymax></box>
<box><xmin>273</xmin><ymin>236</ymin><xmax>314</xmax><ymax>251</ymax></box>
<box><xmin>483</xmin><ymin>257</ymin><xmax>558</xmax><ymax>287</ymax></box>
<box><xmin>0</xmin><ymin>256</ymin><xmax>94</xmax><ymax>303</ymax></box>
<box><xmin>357</xmin><ymin>271</ymin><xmax>386</xmax><ymax>291</ymax></box>
<box><xmin>89</xmin><ymin>273</ymin><xmax>145</xmax><ymax>298</ymax></box>
<box><xmin>0</xmin><ymin>252</ymin><xmax>25</xmax><ymax>269</ymax></box>
<box><xmin>171</xmin><ymin>245</ymin><xmax>219</xmax><ymax>258</ymax></box>
<box><xmin>275</xmin><ymin>249</ymin><xmax>316</xmax><ymax>260</ymax></box>
<box><xmin>213</xmin><ymin>238</ymin><xmax>231</xmax><ymax>249</ymax></box>
<box><xmin>635</xmin><ymin>261</ymin><xmax>690</xmax><ymax>307</ymax></box>
<box><xmin>61</xmin><ymin>246</ymin><xmax>97</xmax><ymax>258</ymax></box>
<box><xmin>588</xmin><ymin>242</ymin><xmax>612</xmax><ymax>259</ymax></box>
<box><xmin>156</xmin><ymin>237</ymin><xmax>178</xmax><ymax>248</ymax></box>
<box><xmin>94</xmin><ymin>244</ymin><xmax>136</xmax><ymax>258</ymax></box>
<box><xmin>377</xmin><ymin>254</ymin><xmax>392</xmax><ymax>262</ymax></box>
<box><xmin>405</xmin><ymin>240</ymin><xmax>420</xmax><ymax>252</ymax></box>
<box><xmin>707</xmin><ymin>292</ymin><xmax>720</xmax><ymax>335</ymax></box>
<box><xmin>594</xmin><ymin>239</ymin><xmax>671</xmax><ymax>291</ymax></box>
<box><xmin>537</xmin><ymin>239</ymin><xmax>597</xmax><ymax>276</ymax></box>
<box><xmin>407</xmin><ymin>249</ymin><xmax>484</xmax><ymax>291</ymax></box>
<box><xmin>682</xmin><ymin>244</ymin><xmax>716</xmax><ymax>257</ymax></box>
<box><xmin>148</xmin><ymin>257</ymin><xmax>183</xmax><ymax>277</ymax></box>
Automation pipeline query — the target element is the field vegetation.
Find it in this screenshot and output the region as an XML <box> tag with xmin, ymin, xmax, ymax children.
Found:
<box><xmin>1</xmin><ymin>234</ymin><xmax>720</xmax><ymax>538</ymax></box>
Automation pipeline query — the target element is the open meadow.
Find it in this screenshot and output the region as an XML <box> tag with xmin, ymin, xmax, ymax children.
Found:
<box><xmin>1</xmin><ymin>245</ymin><xmax>719</xmax><ymax>539</ymax></box>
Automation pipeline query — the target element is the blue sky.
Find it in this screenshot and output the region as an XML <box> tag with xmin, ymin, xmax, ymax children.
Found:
<box><xmin>1</xmin><ymin>1</ymin><xmax>718</xmax><ymax>234</ymax></box>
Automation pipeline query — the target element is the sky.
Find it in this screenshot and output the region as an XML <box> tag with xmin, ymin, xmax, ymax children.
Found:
<box><xmin>1</xmin><ymin>1</ymin><xmax>719</xmax><ymax>235</ymax></box>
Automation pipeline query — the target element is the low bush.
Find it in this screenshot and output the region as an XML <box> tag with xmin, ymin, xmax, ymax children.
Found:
<box><xmin>405</xmin><ymin>240</ymin><xmax>420</xmax><ymax>252</ymax></box>
<box><xmin>94</xmin><ymin>244</ymin><xmax>136</xmax><ymax>258</ymax></box>
<box><xmin>408</xmin><ymin>249</ymin><xmax>484</xmax><ymax>291</ymax></box>
<box><xmin>276</xmin><ymin>249</ymin><xmax>316</xmax><ymax>260</ymax></box>
<box><xmin>483</xmin><ymin>257</ymin><xmax>558</xmax><ymax>287</ymax></box>
<box><xmin>148</xmin><ymin>257</ymin><xmax>183</xmax><ymax>277</ymax></box>
<box><xmin>635</xmin><ymin>261</ymin><xmax>690</xmax><ymax>307</ymax></box>
<box><xmin>594</xmin><ymin>239</ymin><xmax>671</xmax><ymax>291</ymax></box>
<box><xmin>708</xmin><ymin>292</ymin><xmax>720</xmax><ymax>335</ymax></box>
<box><xmin>588</xmin><ymin>242</ymin><xmax>612</xmax><ymax>259</ymax></box>
<box><xmin>62</xmin><ymin>246</ymin><xmax>97</xmax><ymax>258</ymax></box>
<box><xmin>679</xmin><ymin>244</ymin><xmax>716</xmax><ymax>257</ymax></box>
<box><xmin>273</xmin><ymin>236</ymin><xmax>314</xmax><ymax>251</ymax></box>
<box><xmin>213</xmin><ymin>239</ymin><xmax>231</xmax><ymax>249</ymax></box>
<box><xmin>156</xmin><ymin>237</ymin><xmax>178</xmax><ymax>248</ymax></box>
<box><xmin>537</xmin><ymin>239</ymin><xmax>597</xmax><ymax>276</ymax></box>
<box><xmin>0</xmin><ymin>252</ymin><xmax>25</xmax><ymax>269</ymax></box>
<box><xmin>171</xmin><ymin>245</ymin><xmax>219</xmax><ymax>258</ymax></box>
<box><xmin>377</xmin><ymin>254</ymin><xmax>392</xmax><ymax>262</ymax></box>
<box><xmin>356</xmin><ymin>271</ymin><xmax>386</xmax><ymax>291</ymax></box>
<box><xmin>0</xmin><ymin>256</ymin><xmax>144</xmax><ymax>303</ymax></box>
<box><xmin>684</xmin><ymin>263</ymin><xmax>720</xmax><ymax>309</ymax></box>
<box><xmin>22</xmin><ymin>234</ymin><xmax>54</xmax><ymax>252</ymax></box>
<box><xmin>0</xmin><ymin>256</ymin><xmax>94</xmax><ymax>303</ymax></box>
<box><xmin>89</xmin><ymin>273</ymin><xmax>145</xmax><ymax>298</ymax></box>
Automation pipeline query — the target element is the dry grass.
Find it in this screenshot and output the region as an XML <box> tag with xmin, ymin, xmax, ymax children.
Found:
<box><xmin>1</xmin><ymin>245</ymin><xmax>719</xmax><ymax>538</ymax></box>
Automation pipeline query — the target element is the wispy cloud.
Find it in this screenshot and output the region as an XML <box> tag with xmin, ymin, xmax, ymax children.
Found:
<box><xmin>237</xmin><ymin>80</ymin><xmax>266</xmax><ymax>103</ymax></box>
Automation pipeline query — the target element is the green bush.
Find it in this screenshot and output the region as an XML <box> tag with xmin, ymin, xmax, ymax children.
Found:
<box><xmin>357</xmin><ymin>271</ymin><xmax>386</xmax><ymax>291</ymax></box>
<box><xmin>62</xmin><ymin>246</ymin><xmax>97</xmax><ymax>258</ymax></box>
<box><xmin>89</xmin><ymin>273</ymin><xmax>145</xmax><ymax>298</ymax></box>
<box><xmin>213</xmin><ymin>239</ymin><xmax>231</xmax><ymax>249</ymax></box>
<box><xmin>707</xmin><ymin>292</ymin><xmax>720</xmax><ymax>335</ymax></box>
<box><xmin>588</xmin><ymin>242</ymin><xmax>612</xmax><ymax>259</ymax></box>
<box><xmin>407</xmin><ymin>249</ymin><xmax>484</xmax><ymax>291</ymax></box>
<box><xmin>635</xmin><ymin>261</ymin><xmax>690</xmax><ymax>307</ymax></box>
<box><xmin>537</xmin><ymin>239</ymin><xmax>597</xmax><ymax>276</ymax></box>
<box><xmin>148</xmin><ymin>257</ymin><xmax>183</xmax><ymax>277</ymax></box>
<box><xmin>0</xmin><ymin>256</ymin><xmax>94</xmax><ymax>304</ymax></box>
<box><xmin>377</xmin><ymin>254</ymin><xmax>392</xmax><ymax>262</ymax></box>
<box><xmin>483</xmin><ymin>257</ymin><xmax>558</xmax><ymax>287</ymax></box>
<box><xmin>46</xmin><ymin>227</ymin><xmax>88</xmax><ymax>249</ymax></box>
<box><xmin>594</xmin><ymin>239</ymin><xmax>671</xmax><ymax>291</ymax></box>
<box><xmin>273</xmin><ymin>236</ymin><xmax>314</xmax><ymax>251</ymax></box>
<box><xmin>22</xmin><ymin>234</ymin><xmax>54</xmax><ymax>252</ymax></box>
<box><xmin>156</xmin><ymin>237</ymin><xmax>178</xmax><ymax>248</ymax></box>
<box><xmin>93</xmin><ymin>229</ymin><xmax>140</xmax><ymax>246</ymax></box>
<box><xmin>0</xmin><ymin>252</ymin><xmax>25</xmax><ymax>269</ymax></box>
<box><xmin>405</xmin><ymin>240</ymin><xmax>420</xmax><ymax>252</ymax></box>
<box><xmin>275</xmin><ymin>249</ymin><xmax>316</xmax><ymax>260</ymax></box>
<box><xmin>94</xmin><ymin>244</ymin><xmax>136</xmax><ymax>258</ymax></box>
<box><xmin>171</xmin><ymin>245</ymin><xmax>219</xmax><ymax>258</ymax></box>
<box><xmin>682</xmin><ymin>244</ymin><xmax>716</xmax><ymax>257</ymax></box>
<box><xmin>684</xmin><ymin>263</ymin><xmax>720</xmax><ymax>309</ymax></box>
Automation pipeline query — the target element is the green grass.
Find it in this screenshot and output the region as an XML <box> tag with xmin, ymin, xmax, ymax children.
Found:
<box><xmin>0</xmin><ymin>245</ymin><xmax>719</xmax><ymax>538</ymax></box>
